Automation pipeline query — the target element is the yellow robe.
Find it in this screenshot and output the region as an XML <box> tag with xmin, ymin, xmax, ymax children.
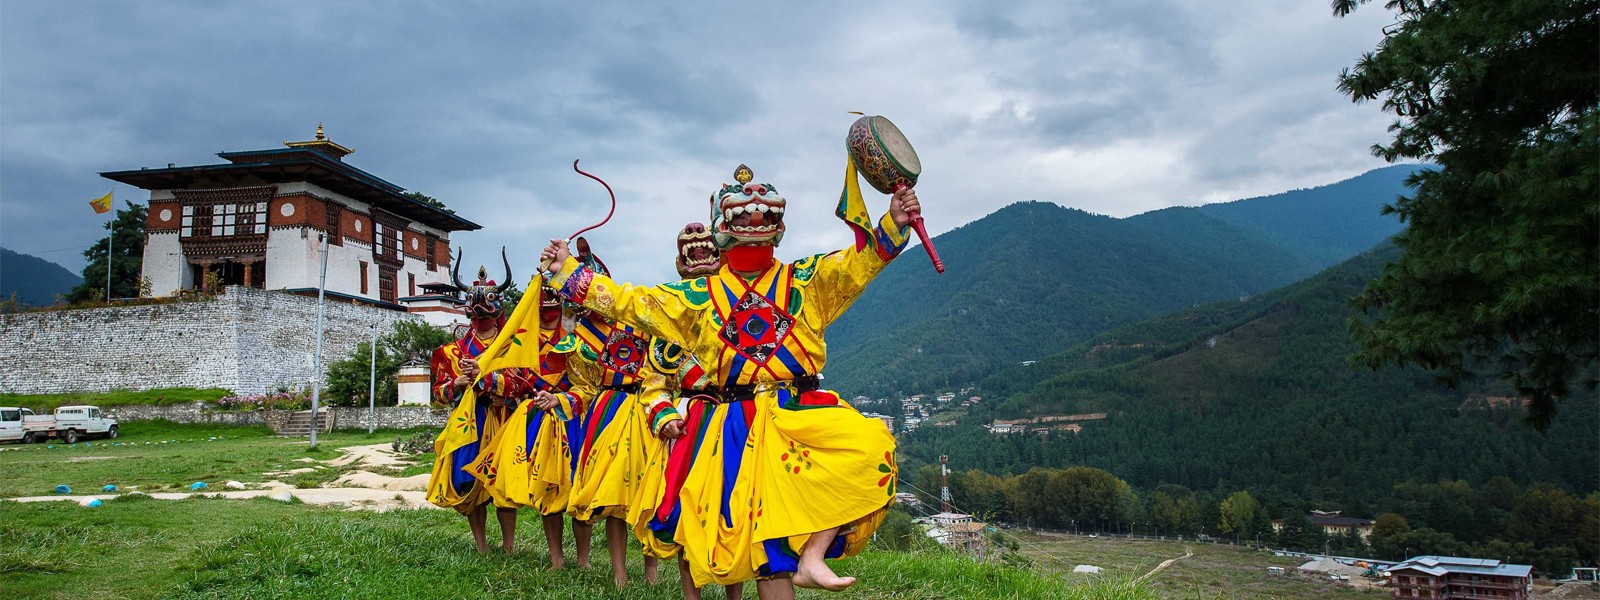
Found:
<box><xmin>547</xmin><ymin>211</ymin><xmax>908</xmax><ymax>585</ymax></box>
<box><xmin>564</xmin><ymin>316</ymin><xmax>680</xmax><ymax>523</ymax></box>
<box><xmin>425</xmin><ymin>335</ymin><xmax>526</xmax><ymax>514</ymax></box>
<box><xmin>478</xmin><ymin>327</ymin><xmax>582</xmax><ymax>514</ymax></box>
<box><xmin>628</xmin><ymin>340</ymin><xmax>698</xmax><ymax>558</ymax></box>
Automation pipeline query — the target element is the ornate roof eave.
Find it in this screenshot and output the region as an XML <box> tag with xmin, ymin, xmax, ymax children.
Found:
<box><xmin>100</xmin><ymin>153</ymin><xmax>481</xmax><ymax>232</ymax></box>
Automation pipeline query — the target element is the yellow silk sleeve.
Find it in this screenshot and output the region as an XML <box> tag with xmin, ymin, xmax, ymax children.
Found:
<box><xmin>807</xmin><ymin>210</ymin><xmax>910</xmax><ymax>324</ymax></box>
<box><xmin>638</xmin><ymin>368</ymin><xmax>682</xmax><ymax>435</ymax></box>
<box><xmin>548</xmin><ymin>389</ymin><xmax>577</xmax><ymax>422</ymax></box>
<box><xmin>547</xmin><ymin>256</ymin><xmax>703</xmax><ymax>345</ymax></box>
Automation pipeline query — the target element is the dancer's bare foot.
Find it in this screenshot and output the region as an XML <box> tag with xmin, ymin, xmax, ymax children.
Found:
<box><xmin>793</xmin><ymin>561</ymin><xmax>856</xmax><ymax>591</ymax></box>
<box><xmin>645</xmin><ymin>556</ymin><xmax>659</xmax><ymax>585</ymax></box>
<box><xmin>548</xmin><ymin>554</ymin><xmax>565</xmax><ymax>570</ymax></box>
<box><xmin>614</xmin><ymin>573</ymin><xmax>629</xmax><ymax>589</ymax></box>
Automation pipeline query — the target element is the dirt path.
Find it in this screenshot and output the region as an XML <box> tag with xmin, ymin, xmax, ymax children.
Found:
<box><xmin>1138</xmin><ymin>547</ymin><xmax>1194</xmax><ymax>582</ymax></box>
<box><xmin>6</xmin><ymin>442</ymin><xmax>437</xmax><ymax>512</ymax></box>
<box><xmin>8</xmin><ymin>488</ymin><xmax>434</xmax><ymax>512</ymax></box>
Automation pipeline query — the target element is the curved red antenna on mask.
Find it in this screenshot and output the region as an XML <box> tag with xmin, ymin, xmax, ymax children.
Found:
<box><xmin>567</xmin><ymin>159</ymin><xmax>616</xmax><ymax>241</ymax></box>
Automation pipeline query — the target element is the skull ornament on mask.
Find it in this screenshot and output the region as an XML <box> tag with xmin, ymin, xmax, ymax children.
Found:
<box><xmin>676</xmin><ymin>222</ymin><xmax>720</xmax><ymax>279</ymax></box>
<box><xmin>710</xmin><ymin>164</ymin><xmax>785</xmax><ymax>250</ymax></box>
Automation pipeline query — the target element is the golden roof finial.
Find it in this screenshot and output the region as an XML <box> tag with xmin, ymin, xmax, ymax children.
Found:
<box><xmin>734</xmin><ymin>164</ymin><xmax>754</xmax><ymax>185</ymax></box>
<box><xmin>285</xmin><ymin>122</ymin><xmax>354</xmax><ymax>158</ymax></box>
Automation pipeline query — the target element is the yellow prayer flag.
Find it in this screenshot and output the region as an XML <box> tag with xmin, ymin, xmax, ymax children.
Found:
<box><xmin>476</xmin><ymin>274</ymin><xmax>547</xmax><ymax>379</ymax></box>
<box><xmin>836</xmin><ymin>158</ymin><xmax>873</xmax><ymax>250</ymax></box>
<box><xmin>89</xmin><ymin>191</ymin><xmax>113</xmax><ymax>214</ymax></box>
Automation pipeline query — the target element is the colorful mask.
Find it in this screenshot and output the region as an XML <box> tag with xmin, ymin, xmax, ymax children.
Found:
<box><xmin>539</xmin><ymin>283</ymin><xmax>561</xmax><ymax>323</ymax></box>
<box><xmin>676</xmin><ymin>222</ymin><xmax>720</xmax><ymax>278</ymax></box>
<box><xmin>449</xmin><ymin>247</ymin><xmax>512</xmax><ymax>321</ymax></box>
<box><xmin>711</xmin><ymin>164</ymin><xmax>785</xmax><ymax>249</ymax></box>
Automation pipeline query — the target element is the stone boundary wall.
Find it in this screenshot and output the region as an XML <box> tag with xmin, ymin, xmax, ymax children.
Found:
<box><xmin>328</xmin><ymin>406</ymin><xmax>449</xmax><ymax>431</ymax></box>
<box><xmin>0</xmin><ymin>286</ymin><xmax>420</xmax><ymax>395</ymax></box>
<box><xmin>104</xmin><ymin>403</ymin><xmax>268</xmax><ymax>426</ymax></box>
<box><xmin>101</xmin><ymin>403</ymin><xmax>447</xmax><ymax>431</ymax></box>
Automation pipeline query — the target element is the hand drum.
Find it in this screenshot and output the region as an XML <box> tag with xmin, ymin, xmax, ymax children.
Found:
<box><xmin>847</xmin><ymin>115</ymin><xmax>943</xmax><ymax>273</ymax></box>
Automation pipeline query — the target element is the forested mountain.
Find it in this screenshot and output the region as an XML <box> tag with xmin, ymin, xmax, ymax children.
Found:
<box><xmin>824</xmin><ymin>165</ymin><xmax>1420</xmax><ymax>397</ymax></box>
<box><xmin>1188</xmin><ymin>164</ymin><xmax>1418</xmax><ymax>267</ymax></box>
<box><xmin>897</xmin><ymin>243</ymin><xmax>1598</xmax><ymax>506</ymax></box>
<box><xmin>0</xmin><ymin>247</ymin><xmax>81</xmax><ymax>306</ymax></box>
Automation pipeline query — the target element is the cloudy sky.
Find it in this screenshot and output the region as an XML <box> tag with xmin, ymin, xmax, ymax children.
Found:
<box><xmin>1</xmin><ymin>1</ymin><xmax>1398</xmax><ymax>285</ymax></box>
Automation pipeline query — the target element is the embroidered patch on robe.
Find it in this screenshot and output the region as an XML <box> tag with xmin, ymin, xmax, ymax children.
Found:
<box><xmin>718</xmin><ymin>290</ymin><xmax>794</xmax><ymax>365</ymax></box>
<box><xmin>599</xmin><ymin>328</ymin><xmax>649</xmax><ymax>376</ymax></box>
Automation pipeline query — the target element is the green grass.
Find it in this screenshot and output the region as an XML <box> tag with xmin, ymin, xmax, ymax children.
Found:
<box><xmin>1015</xmin><ymin>531</ymin><xmax>1385</xmax><ymax>599</ymax></box>
<box><xmin>0</xmin><ymin>497</ymin><xmax>1154</xmax><ymax>599</ymax></box>
<box><xmin>0</xmin><ymin>422</ymin><xmax>426</xmax><ymax>497</ymax></box>
<box><xmin>0</xmin><ymin>387</ymin><xmax>232</xmax><ymax>411</ymax></box>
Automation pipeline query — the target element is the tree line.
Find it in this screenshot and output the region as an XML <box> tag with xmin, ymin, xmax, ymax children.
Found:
<box><xmin>907</xmin><ymin>464</ymin><xmax>1597</xmax><ymax>576</ymax></box>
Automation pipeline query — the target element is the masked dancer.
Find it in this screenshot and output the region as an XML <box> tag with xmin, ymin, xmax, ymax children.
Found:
<box><xmin>540</xmin><ymin>165</ymin><xmax>917</xmax><ymax>598</ymax></box>
<box><xmin>627</xmin><ymin>223</ymin><xmax>745</xmax><ymax>600</ymax></box>
<box><xmin>476</xmin><ymin>283</ymin><xmax>591</xmax><ymax>568</ymax></box>
<box><xmin>560</xmin><ymin>240</ymin><xmax>685</xmax><ymax>588</ymax></box>
<box><xmin>425</xmin><ymin>250</ymin><xmax>531</xmax><ymax>554</ymax></box>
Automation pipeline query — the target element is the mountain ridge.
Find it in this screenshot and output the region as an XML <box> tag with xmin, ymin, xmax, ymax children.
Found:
<box><xmin>823</xmin><ymin>165</ymin><xmax>1420</xmax><ymax>397</ymax></box>
<box><xmin>0</xmin><ymin>247</ymin><xmax>81</xmax><ymax>306</ymax></box>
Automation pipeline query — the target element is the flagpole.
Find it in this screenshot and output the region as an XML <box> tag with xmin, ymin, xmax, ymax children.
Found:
<box><xmin>309</xmin><ymin>231</ymin><xmax>329</xmax><ymax>449</ymax></box>
<box><xmin>105</xmin><ymin>190</ymin><xmax>114</xmax><ymax>302</ymax></box>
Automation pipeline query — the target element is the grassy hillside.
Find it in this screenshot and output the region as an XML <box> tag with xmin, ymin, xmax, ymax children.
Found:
<box><xmin>0</xmin><ymin>491</ymin><xmax>1152</xmax><ymax>599</ymax></box>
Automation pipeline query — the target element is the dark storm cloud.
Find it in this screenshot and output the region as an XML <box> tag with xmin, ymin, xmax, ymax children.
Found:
<box><xmin>942</xmin><ymin>0</ymin><xmax>1218</xmax><ymax>149</ymax></box>
<box><xmin>1</xmin><ymin>1</ymin><xmax>1399</xmax><ymax>285</ymax></box>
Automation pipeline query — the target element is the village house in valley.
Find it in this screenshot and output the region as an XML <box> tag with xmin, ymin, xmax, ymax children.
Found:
<box><xmin>1384</xmin><ymin>556</ymin><xmax>1532</xmax><ymax>600</ymax></box>
<box><xmin>1270</xmin><ymin>509</ymin><xmax>1377</xmax><ymax>540</ymax></box>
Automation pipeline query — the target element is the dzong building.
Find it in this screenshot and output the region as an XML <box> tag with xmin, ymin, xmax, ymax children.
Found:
<box><xmin>103</xmin><ymin>125</ymin><xmax>479</xmax><ymax>314</ymax></box>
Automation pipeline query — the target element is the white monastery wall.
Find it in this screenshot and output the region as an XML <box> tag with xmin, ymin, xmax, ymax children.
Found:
<box><xmin>0</xmin><ymin>286</ymin><xmax>422</xmax><ymax>395</ymax></box>
<box><xmin>263</xmin><ymin>225</ymin><xmax>314</xmax><ymax>291</ymax></box>
<box><xmin>142</xmin><ymin>231</ymin><xmax>186</xmax><ymax>297</ymax></box>
<box><xmin>322</xmin><ymin>238</ymin><xmax>373</xmax><ymax>298</ymax></box>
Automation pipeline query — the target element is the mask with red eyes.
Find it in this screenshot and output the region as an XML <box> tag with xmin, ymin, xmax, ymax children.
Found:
<box><xmin>449</xmin><ymin>247</ymin><xmax>512</xmax><ymax>325</ymax></box>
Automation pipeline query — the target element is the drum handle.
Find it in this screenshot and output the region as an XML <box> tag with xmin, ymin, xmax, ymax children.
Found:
<box><xmin>895</xmin><ymin>183</ymin><xmax>945</xmax><ymax>274</ymax></box>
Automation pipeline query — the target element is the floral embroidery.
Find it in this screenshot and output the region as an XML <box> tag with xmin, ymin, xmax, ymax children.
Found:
<box><xmin>877</xmin><ymin>451</ymin><xmax>897</xmax><ymax>495</ymax></box>
<box><xmin>780</xmin><ymin>440</ymin><xmax>812</xmax><ymax>475</ymax></box>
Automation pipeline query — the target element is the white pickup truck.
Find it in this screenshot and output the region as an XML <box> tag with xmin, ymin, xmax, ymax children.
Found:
<box><xmin>0</xmin><ymin>407</ymin><xmax>34</xmax><ymax>443</ymax></box>
<box><xmin>3</xmin><ymin>405</ymin><xmax>119</xmax><ymax>444</ymax></box>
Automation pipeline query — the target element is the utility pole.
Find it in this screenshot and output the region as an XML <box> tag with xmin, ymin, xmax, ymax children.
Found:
<box><xmin>309</xmin><ymin>232</ymin><xmax>329</xmax><ymax>449</ymax></box>
<box><xmin>939</xmin><ymin>454</ymin><xmax>952</xmax><ymax>513</ymax></box>
<box><xmin>367</xmin><ymin>323</ymin><xmax>377</xmax><ymax>434</ymax></box>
